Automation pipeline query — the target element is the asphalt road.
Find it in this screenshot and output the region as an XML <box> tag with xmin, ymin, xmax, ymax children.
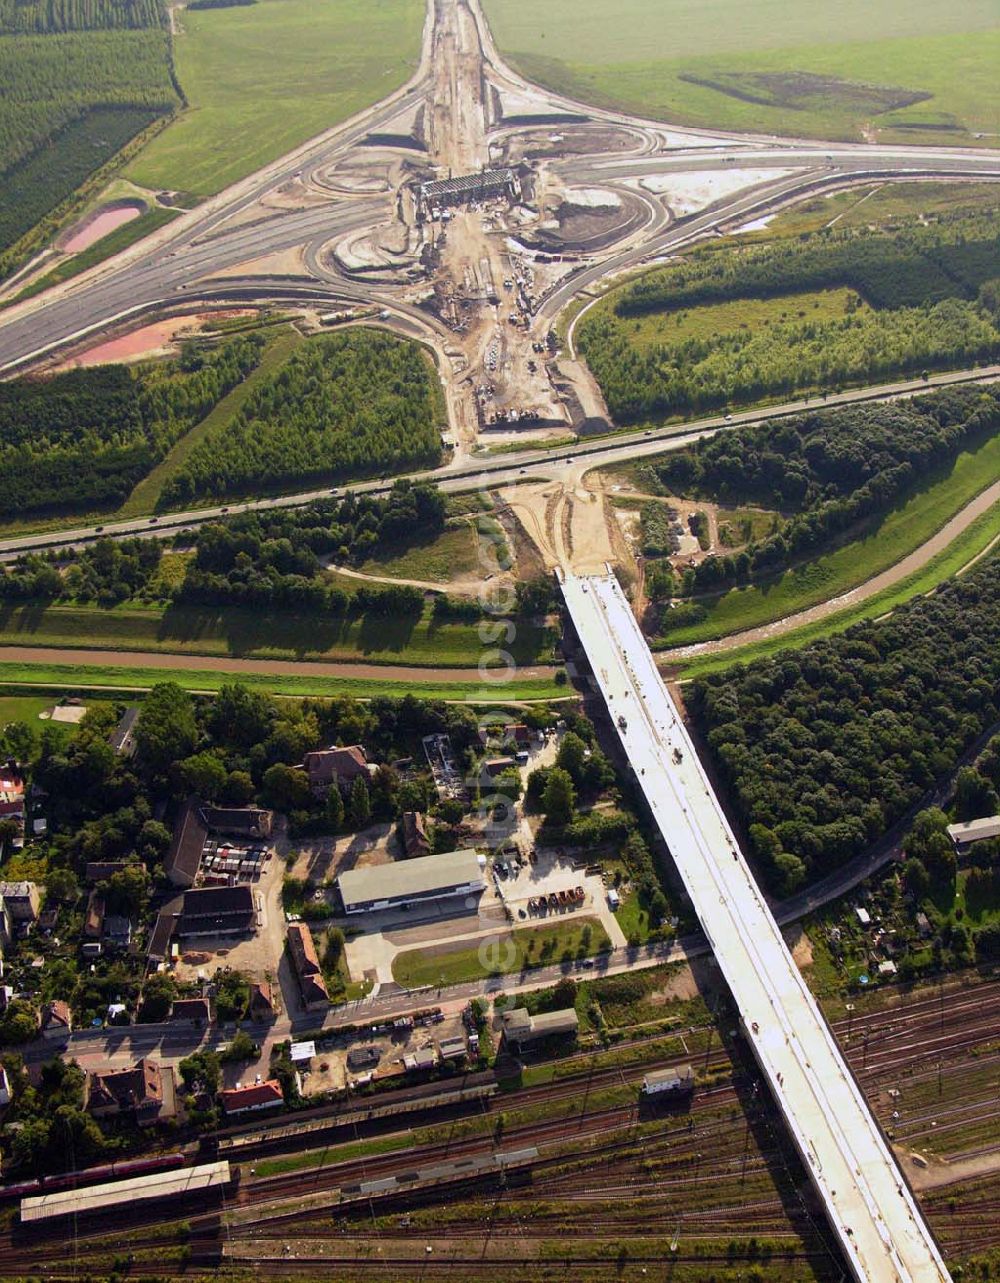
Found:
<box><xmin>3</xmin><ymin>362</ymin><xmax>997</xmax><ymax>561</ymax></box>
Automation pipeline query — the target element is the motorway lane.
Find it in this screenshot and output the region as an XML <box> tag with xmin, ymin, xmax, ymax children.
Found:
<box><xmin>0</xmin><ymin>199</ymin><xmax>390</xmax><ymax>374</ymax></box>
<box><xmin>563</xmin><ymin>570</ymin><xmax>950</xmax><ymax>1283</ymax></box>
<box><xmin>3</xmin><ymin>362</ymin><xmax>997</xmax><ymax>561</ymax></box>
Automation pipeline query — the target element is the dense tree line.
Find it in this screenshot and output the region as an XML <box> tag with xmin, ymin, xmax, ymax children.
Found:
<box><xmin>614</xmin><ymin>211</ymin><xmax>1000</xmax><ymax>316</ymax></box>
<box><xmin>0</xmin><ymin>482</ymin><xmax>448</xmax><ymax>622</ymax></box>
<box><xmin>191</xmin><ymin>481</ymin><xmax>447</xmax><ymax>572</ymax></box>
<box><xmin>0</xmin><ymin>0</ymin><xmax>163</xmax><ymax>34</ymax></box>
<box><xmin>657</xmin><ymin>384</ymin><xmax>1000</xmax><ymax>593</ymax></box>
<box><xmin>689</xmin><ymin>555</ymin><xmax>1000</xmax><ymax>894</ymax></box>
<box><xmin>0</xmin><ymin>538</ymin><xmax>162</xmax><ymax>605</ymax></box>
<box><xmin>175</xmin><ymin>481</ymin><xmax>443</xmax><ymax>614</ymax></box>
<box><xmin>0</xmin><ymin>335</ymin><xmax>264</xmax><ymax>516</ymax></box>
<box><xmin>160</xmin><ymin>332</ymin><xmax>444</xmax><ymax>504</ymax></box>
<box><xmin>580</xmin><ymin>298</ymin><xmax>999</xmax><ymax>423</ymax></box>
<box><xmin>580</xmin><ymin>209</ymin><xmax>1000</xmax><ymax>422</ymax></box>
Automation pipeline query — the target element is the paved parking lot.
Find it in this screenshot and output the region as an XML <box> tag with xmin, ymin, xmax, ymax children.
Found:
<box><xmin>494</xmin><ymin>848</ymin><xmax>627</xmax><ymax>948</ymax></box>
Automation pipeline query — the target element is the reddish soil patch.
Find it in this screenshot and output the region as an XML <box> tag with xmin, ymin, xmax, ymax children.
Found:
<box><xmin>58</xmin><ymin>310</ymin><xmax>258</xmax><ymax>368</ymax></box>
<box><xmin>62</xmin><ymin>201</ymin><xmax>145</xmax><ymax>254</ymax></box>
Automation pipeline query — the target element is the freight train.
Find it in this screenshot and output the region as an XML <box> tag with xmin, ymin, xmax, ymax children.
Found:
<box><xmin>0</xmin><ymin>1150</ymin><xmax>185</xmax><ymax>1201</ymax></box>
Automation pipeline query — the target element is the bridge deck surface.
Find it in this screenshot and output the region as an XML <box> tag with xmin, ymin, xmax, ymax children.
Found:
<box><xmin>561</xmin><ymin>570</ymin><xmax>950</xmax><ymax>1283</ymax></box>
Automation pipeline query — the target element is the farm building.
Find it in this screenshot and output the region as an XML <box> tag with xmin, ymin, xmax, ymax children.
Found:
<box><xmin>177</xmin><ymin>885</ymin><xmax>255</xmax><ymax>938</ymax></box>
<box><xmin>336</xmin><ymin>848</ymin><xmax>485</xmax><ymax>915</ymax></box>
<box><xmin>400</xmin><ymin>810</ymin><xmax>431</xmax><ymax>858</ymax></box>
<box><xmin>164</xmin><ymin>797</ymin><xmax>209</xmax><ymax>888</ymax></box>
<box><xmin>88</xmin><ymin>1058</ymin><xmax>169</xmax><ymax>1126</ymax></box>
<box><xmin>403</xmin><ymin>1047</ymin><xmax>437</xmax><ymax>1073</ymax></box>
<box><xmin>286</xmin><ymin>923</ymin><xmax>330</xmax><ymax>1011</ymax></box>
<box><xmin>303</xmin><ymin>745</ymin><xmax>372</xmax><ymax>795</ymax></box>
<box><xmin>438</xmin><ymin>1036</ymin><xmax>468</xmax><ymax>1062</ymax></box>
<box><xmin>220</xmin><ymin>1081</ymin><xmax>283</xmax><ymax>1115</ymax></box>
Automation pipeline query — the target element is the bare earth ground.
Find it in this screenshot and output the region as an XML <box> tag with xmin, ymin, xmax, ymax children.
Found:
<box><xmin>0</xmin><ymin>645</ymin><xmax>557</xmax><ymax>684</ymax></box>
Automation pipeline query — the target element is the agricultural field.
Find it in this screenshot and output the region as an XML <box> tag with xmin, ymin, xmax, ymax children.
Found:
<box><xmin>0</xmin><ymin>0</ymin><xmax>177</xmax><ymax>273</ymax></box>
<box><xmin>483</xmin><ymin>0</ymin><xmax>1000</xmax><ymax>145</ymax></box>
<box><xmin>579</xmin><ymin>208</ymin><xmax>1000</xmax><ymax>422</ymax></box>
<box><xmin>159</xmin><ymin>329</ymin><xmax>445</xmax><ymax>504</ymax></box>
<box><xmin>127</xmin><ymin>0</ymin><xmax>425</xmax><ymax>198</ymax></box>
<box><xmin>0</xmin><ymin>332</ymin><xmax>265</xmax><ymax>520</ymax></box>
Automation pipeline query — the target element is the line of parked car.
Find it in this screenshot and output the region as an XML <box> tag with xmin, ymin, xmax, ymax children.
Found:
<box><xmin>527</xmin><ymin>886</ymin><xmax>585</xmax><ymax>915</ymax></box>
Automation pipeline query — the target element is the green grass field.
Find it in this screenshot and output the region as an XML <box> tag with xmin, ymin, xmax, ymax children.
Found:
<box><xmin>607</xmin><ymin>288</ymin><xmax>862</xmax><ymax>352</ymax></box>
<box><xmin>0</xmin><ymin>694</ymin><xmax>79</xmax><ymax>728</ymax></box>
<box><xmin>483</xmin><ymin>0</ymin><xmax>1000</xmax><ymax>145</ymax></box>
<box><xmin>0</xmin><ymin>662</ymin><xmax>564</xmax><ymax>703</ymax></box>
<box><xmin>0</xmin><ymin>598</ymin><xmax>550</xmax><ymax>669</ymax></box>
<box><xmin>391</xmin><ymin>917</ymin><xmax>612</xmax><ymax>987</ymax></box>
<box><xmin>253</xmin><ymin>1134</ymin><xmax>411</xmax><ymax>1180</ymax></box>
<box><xmin>358</xmin><ymin>522</ymin><xmax>480</xmax><ymax>583</ymax></box>
<box><xmin>656</xmin><ymin>428</ymin><xmax>1000</xmax><ymax>648</ymax></box>
<box><xmin>715</xmin><ymin>506</ymin><xmax>782</xmax><ymax>548</ymax></box>
<box><xmin>127</xmin><ymin>0</ymin><xmax>424</xmax><ymax>198</ymax></box>
<box><xmin>674</xmin><ymin>503</ymin><xmax>1000</xmax><ymax>680</ymax></box>
<box><xmin>741</xmin><ymin>181</ymin><xmax>1000</xmax><ymax>242</ymax></box>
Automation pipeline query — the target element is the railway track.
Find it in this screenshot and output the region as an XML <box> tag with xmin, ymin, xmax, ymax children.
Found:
<box><xmin>0</xmin><ymin>975</ymin><xmax>998</xmax><ymax>1280</ymax></box>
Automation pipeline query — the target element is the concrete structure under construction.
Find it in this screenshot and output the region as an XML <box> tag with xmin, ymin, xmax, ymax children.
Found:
<box><xmin>417</xmin><ymin>167</ymin><xmax>519</xmax><ymax>213</ymax></box>
<box><xmin>561</xmin><ymin>569</ymin><xmax>950</xmax><ymax>1283</ymax></box>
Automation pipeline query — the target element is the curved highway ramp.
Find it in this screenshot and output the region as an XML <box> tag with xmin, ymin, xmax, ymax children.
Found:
<box><xmin>560</xmin><ymin>569</ymin><xmax>950</xmax><ymax>1283</ymax></box>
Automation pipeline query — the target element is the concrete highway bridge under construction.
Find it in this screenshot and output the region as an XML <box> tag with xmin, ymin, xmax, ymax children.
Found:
<box><xmin>561</xmin><ymin>569</ymin><xmax>951</xmax><ymax>1283</ymax></box>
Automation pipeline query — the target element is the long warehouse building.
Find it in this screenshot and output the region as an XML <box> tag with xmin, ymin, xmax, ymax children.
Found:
<box><xmin>560</xmin><ymin>570</ymin><xmax>950</xmax><ymax>1283</ymax></box>
<box><xmin>337</xmin><ymin>847</ymin><xmax>486</xmax><ymax>914</ymax></box>
<box><xmin>21</xmin><ymin>1161</ymin><xmax>232</xmax><ymax>1224</ymax></box>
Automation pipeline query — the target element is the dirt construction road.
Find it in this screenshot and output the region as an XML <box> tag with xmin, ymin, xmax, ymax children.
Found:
<box><xmin>660</xmin><ymin>480</ymin><xmax>1000</xmax><ymax>664</ymax></box>
<box><xmin>0</xmin><ymin>646</ymin><xmax>558</xmax><ymax>685</ymax></box>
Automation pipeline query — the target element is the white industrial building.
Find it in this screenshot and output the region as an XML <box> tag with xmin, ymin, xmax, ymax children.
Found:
<box><xmin>642</xmin><ymin>1064</ymin><xmax>694</xmax><ymax>1097</ymax></box>
<box><xmin>947</xmin><ymin>815</ymin><xmax>1000</xmax><ymax>849</ymax></box>
<box><xmin>501</xmin><ymin>1007</ymin><xmax>579</xmax><ymax>1046</ymax></box>
<box><xmin>336</xmin><ymin>848</ymin><xmax>486</xmax><ymax>915</ymax></box>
